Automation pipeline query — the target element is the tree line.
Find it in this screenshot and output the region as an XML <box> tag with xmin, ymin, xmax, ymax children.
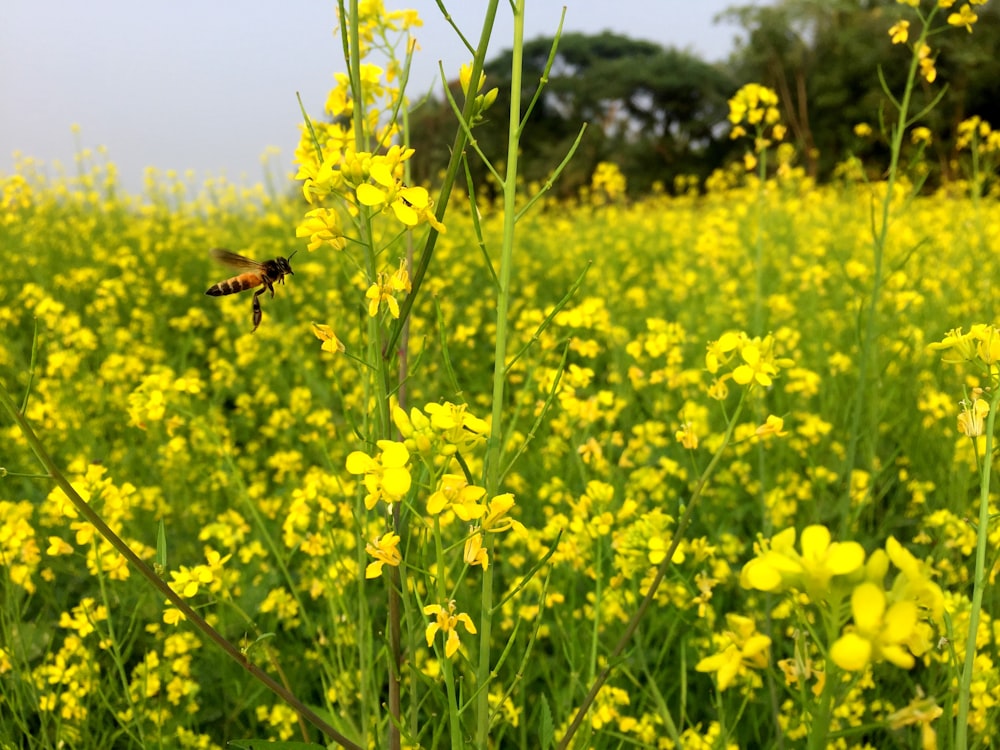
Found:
<box><xmin>406</xmin><ymin>0</ymin><xmax>1000</xmax><ymax>196</ymax></box>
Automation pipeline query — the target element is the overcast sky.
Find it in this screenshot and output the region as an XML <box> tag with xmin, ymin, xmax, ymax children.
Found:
<box><xmin>1</xmin><ymin>1</ymin><xmax>752</xmax><ymax>194</ymax></box>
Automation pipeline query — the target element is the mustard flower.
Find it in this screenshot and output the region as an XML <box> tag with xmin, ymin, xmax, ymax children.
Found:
<box><xmin>728</xmin><ymin>83</ymin><xmax>780</xmax><ymax>128</ymax></box>
<box><xmin>888</xmin><ymin>691</ymin><xmax>945</xmax><ymax>750</ymax></box>
<box><xmin>459</xmin><ymin>61</ymin><xmax>487</xmax><ymax>97</ymax></box>
<box><xmin>257</xmin><ymin>702</ymin><xmax>298</xmax><ymax>742</ymax></box>
<box><xmin>692</xmin><ymin>571</ymin><xmax>718</xmax><ymax>618</ymax></box>
<box><xmin>424</xmin><ymin>401</ymin><xmax>490</xmax><ymax>453</ymax></box>
<box><xmin>676</xmin><ymin>422</ymin><xmax>699</xmax><ymax>449</ymax></box>
<box><xmin>169</xmin><ymin>564</ymin><xmax>214</xmax><ymax>599</ymax></box>
<box><xmin>958</xmin><ymin>396</ymin><xmax>989</xmax><ymax>436</ymax></box>
<box><xmin>356</xmin><ymin>159</ymin><xmax>444</xmax><ymax>232</ymax></box>
<box><xmin>885</xmin><ymin>536</ymin><xmax>945</xmax><ymax>628</ymax></box>
<box><xmin>458</xmin><ymin>61</ymin><xmax>499</xmax><ymax>126</ymax></box>
<box><xmin>917</xmin><ymin>44</ymin><xmax>937</xmax><ymax>83</ymax></box>
<box><xmin>346</xmin><ymin>440</ymin><xmax>412</xmax><ymax>510</ymax></box>
<box><xmin>464</xmin><ymin>532</ymin><xmax>488</xmax><ymax>570</ymax></box>
<box><xmin>481</xmin><ymin>493</ymin><xmax>524</xmax><ymax>535</ymax></box>
<box><xmin>740</xmin><ymin>524</ymin><xmax>865</xmax><ymax>601</ymax></box>
<box><xmin>426</xmin><ymin>474</ymin><xmax>487</xmax><ymax>519</ymax></box>
<box><xmin>695</xmin><ymin>613</ymin><xmax>771</xmax><ymax>691</ymax></box>
<box><xmin>58</xmin><ymin>598</ymin><xmax>108</xmax><ymax>638</ymax></box>
<box><xmin>47</xmin><ymin>536</ymin><xmax>74</xmax><ymax>556</ymax></box>
<box><xmin>312</xmin><ymin>322</ymin><xmax>346</xmax><ymax>354</ymax></box>
<box><xmin>590</xmin><ymin>161</ymin><xmax>628</xmax><ymax>201</ymax></box>
<box><xmin>948</xmin><ymin>3</ymin><xmax>978</xmax><ymax>32</ymax></box>
<box><xmin>296</xmin><ymin>207</ymin><xmax>346</xmax><ymax>252</ymax></box>
<box><xmin>365</xmin><ymin>531</ymin><xmax>401</xmax><ymax>579</ymax></box>
<box><xmin>260</xmin><ymin>587</ymin><xmax>300</xmax><ymax>627</ymax></box>
<box><xmin>829</xmin><ymin>581</ymin><xmax>918</xmax><ymax>671</ymax></box>
<box><xmin>298</xmin><ymin>145</ymin><xmax>349</xmax><ymax>204</ymax></box>
<box><xmin>424</xmin><ymin>600</ymin><xmax>477</xmax><ymax>658</ymax></box>
<box><xmin>732</xmin><ymin>343</ymin><xmax>778</xmax><ymax>387</ymax></box>
<box><xmin>706</xmin><ymin>331</ymin><xmax>742</xmax><ymax>373</ymax></box>
<box><xmin>889</xmin><ymin>20</ymin><xmax>910</xmax><ymax>44</ymax></box>
<box><xmin>929</xmin><ymin>323</ymin><xmax>1000</xmax><ymax>366</ymax></box>
<box><xmin>777</xmin><ymin>644</ymin><xmax>826</xmax><ymax>698</ymax></box>
<box><xmin>392</xmin><ymin>399</ymin><xmax>436</xmax><ymax>456</ymax></box>
<box><xmin>365</xmin><ymin>263</ymin><xmax>411</xmax><ymax>318</ymax></box>
<box><xmin>755</xmin><ymin>414</ymin><xmax>789</xmax><ymax>438</ymax></box>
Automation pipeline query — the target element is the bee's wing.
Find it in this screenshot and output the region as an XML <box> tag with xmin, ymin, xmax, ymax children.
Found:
<box><xmin>209</xmin><ymin>248</ymin><xmax>264</xmax><ymax>270</ymax></box>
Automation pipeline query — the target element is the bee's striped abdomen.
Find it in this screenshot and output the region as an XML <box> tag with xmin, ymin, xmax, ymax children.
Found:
<box><xmin>205</xmin><ymin>272</ymin><xmax>263</xmax><ymax>297</ymax></box>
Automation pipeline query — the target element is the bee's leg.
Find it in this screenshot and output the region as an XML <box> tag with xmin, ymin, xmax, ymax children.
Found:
<box><xmin>265</xmin><ymin>279</ymin><xmax>276</xmax><ymax>299</ymax></box>
<box><xmin>251</xmin><ymin>288</ymin><xmax>265</xmax><ymax>332</ymax></box>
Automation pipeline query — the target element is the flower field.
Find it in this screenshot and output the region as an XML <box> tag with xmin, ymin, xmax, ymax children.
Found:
<box><xmin>3</xmin><ymin>151</ymin><xmax>1000</xmax><ymax>747</ymax></box>
<box><xmin>4</xmin><ymin>2</ymin><xmax>1000</xmax><ymax>749</ymax></box>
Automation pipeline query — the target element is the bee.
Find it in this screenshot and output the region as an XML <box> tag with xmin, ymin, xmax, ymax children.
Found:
<box><xmin>205</xmin><ymin>248</ymin><xmax>296</xmax><ymax>332</ymax></box>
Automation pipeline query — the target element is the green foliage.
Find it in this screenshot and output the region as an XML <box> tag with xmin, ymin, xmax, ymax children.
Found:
<box><xmin>409</xmin><ymin>31</ymin><xmax>737</xmax><ymax>196</ymax></box>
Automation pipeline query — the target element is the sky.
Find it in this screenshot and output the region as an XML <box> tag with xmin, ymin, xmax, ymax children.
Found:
<box><xmin>1</xmin><ymin>1</ymin><xmax>753</xmax><ymax>195</ymax></box>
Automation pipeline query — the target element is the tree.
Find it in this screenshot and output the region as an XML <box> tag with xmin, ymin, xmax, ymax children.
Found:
<box><xmin>407</xmin><ymin>32</ymin><xmax>737</xmax><ymax>197</ymax></box>
<box><xmin>722</xmin><ymin>0</ymin><xmax>1000</xmax><ymax>183</ymax></box>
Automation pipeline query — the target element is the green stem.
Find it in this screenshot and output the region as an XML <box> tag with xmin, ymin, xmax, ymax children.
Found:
<box><xmin>842</xmin><ymin>16</ymin><xmax>929</xmax><ymax>523</ymax></box>
<box><xmin>955</xmin><ymin>383</ymin><xmax>1000</xmax><ymax>749</ymax></box>
<box><xmin>476</xmin><ymin>2</ymin><xmax>524</xmax><ymax>746</ymax></box>
<box><xmin>386</xmin><ymin>3</ymin><xmax>501</xmax><ymax>355</ymax></box>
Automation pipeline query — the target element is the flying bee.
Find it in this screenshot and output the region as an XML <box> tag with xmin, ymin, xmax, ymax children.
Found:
<box><xmin>205</xmin><ymin>248</ymin><xmax>296</xmax><ymax>333</ymax></box>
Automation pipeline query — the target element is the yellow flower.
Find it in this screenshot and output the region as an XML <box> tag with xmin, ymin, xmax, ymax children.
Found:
<box><xmin>889</xmin><ymin>20</ymin><xmax>910</xmax><ymax>44</ymax></box>
<box><xmin>695</xmin><ymin>613</ymin><xmax>771</xmax><ymax>690</ymax></box>
<box><xmin>365</xmin><ymin>264</ymin><xmax>411</xmax><ymax>318</ymax></box>
<box><xmin>706</xmin><ymin>332</ymin><xmax>741</xmax><ymax>373</ymax></box>
<box><xmin>464</xmin><ymin>532</ymin><xmax>488</xmax><ymax>570</ymax></box>
<box><xmin>675</xmin><ymin>422</ymin><xmax>699</xmax><ymax>449</ymax></box>
<box><xmin>296</xmin><ymin>208</ymin><xmax>346</xmax><ymax>252</ymax></box>
<box><xmin>312</xmin><ymin>322</ymin><xmax>345</xmax><ymax>354</ymax></box>
<box><xmin>356</xmin><ymin>160</ymin><xmax>444</xmax><ymax>232</ymax></box>
<box><xmin>888</xmin><ymin>690</ymin><xmax>944</xmax><ymax>750</ymax></box>
<box><xmin>345</xmin><ymin>440</ymin><xmax>412</xmax><ymax>510</ymax></box>
<box><xmin>948</xmin><ymin>4</ymin><xmax>978</xmax><ymax>32</ymax></box>
<box><xmin>426</xmin><ymin>474</ymin><xmax>486</xmax><ymax>518</ymax></box>
<box><xmin>365</xmin><ymin>531</ymin><xmax>401</xmax><ymax>578</ymax></box>
<box><xmin>929</xmin><ymin>323</ymin><xmax>1000</xmax><ymax>365</ymax></box>
<box><xmin>958</xmin><ymin>397</ymin><xmax>989</xmax><ymax>436</ymax></box>
<box><xmin>740</xmin><ymin>525</ymin><xmax>865</xmax><ymax>600</ymax></box>
<box><xmin>829</xmin><ymin>582</ymin><xmax>918</xmax><ymax>671</ymax></box>
<box><xmin>481</xmin><ymin>493</ymin><xmax>523</xmax><ymax>534</ymax></box>
<box><xmin>917</xmin><ymin>44</ymin><xmax>937</xmax><ymax>83</ymax></box>
<box><xmin>755</xmin><ymin>414</ymin><xmax>788</xmax><ymax>438</ymax></box>
<box><xmin>732</xmin><ymin>343</ymin><xmax>777</xmax><ymax>387</ymax></box>
<box><xmin>459</xmin><ymin>62</ymin><xmax>487</xmax><ymax>96</ymax></box>
<box><xmin>424</xmin><ymin>601</ymin><xmax>477</xmax><ymax>658</ymax></box>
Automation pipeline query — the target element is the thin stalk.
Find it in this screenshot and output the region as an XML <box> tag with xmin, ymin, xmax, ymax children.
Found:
<box><xmin>842</xmin><ymin>19</ymin><xmax>928</xmax><ymax>515</ymax></box>
<box><xmin>476</xmin><ymin>1</ymin><xmax>525</xmax><ymax>746</ymax></box>
<box><xmin>385</xmin><ymin>2</ymin><xmax>502</xmax><ymax>355</ymax></box>
<box><xmin>955</xmin><ymin>382</ymin><xmax>1000</xmax><ymax>749</ymax></box>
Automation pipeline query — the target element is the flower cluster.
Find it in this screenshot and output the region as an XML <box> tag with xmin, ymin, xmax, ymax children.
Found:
<box><xmin>741</xmin><ymin>526</ymin><xmax>944</xmax><ymax>674</ymax></box>
<box><xmin>727</xmin><ymin>83</ymin><xmax>787</xmax><ymax>169</ymax></box>
<box><xmin>705</xmin><ymin>331</ymin><xmax>794</xmax><ymax>399</ymax></box>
